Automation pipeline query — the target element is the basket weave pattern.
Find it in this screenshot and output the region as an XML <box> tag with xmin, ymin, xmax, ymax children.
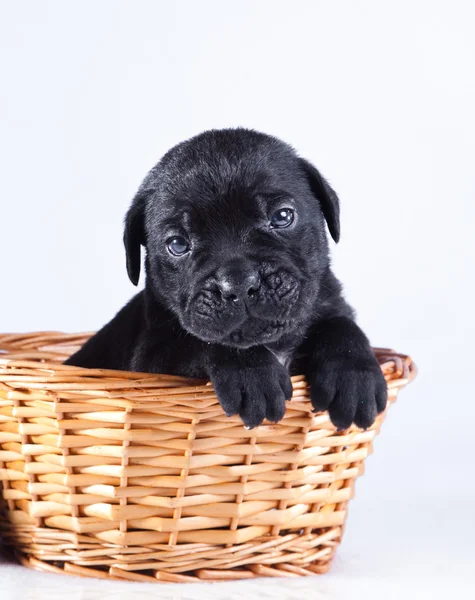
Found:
<box><xmin>0</xmin><ymin>332</ymin><xmax>415</xmax><ymax>582</ymax></box>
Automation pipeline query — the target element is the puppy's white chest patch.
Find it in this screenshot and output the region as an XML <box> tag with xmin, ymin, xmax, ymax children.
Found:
<box><xmin>269</xmin><ymin>349</ymin><xmax>292</xmax><ymax>369</ymax></box>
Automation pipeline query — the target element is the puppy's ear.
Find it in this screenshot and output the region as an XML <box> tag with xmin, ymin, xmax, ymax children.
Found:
<box><xmin>124</xmin><ymin>191</ymin><xmax>146</xmax><ymax>286</ymax></box>
<box><xmin>124</xmin><ymin>166</ymin><xmax>160</xmax><ymax>285</ymax></box>
<box><xmin>299</xmin><ymin>158</ymin><xmax>340</xmax><ymax>243</ymax></box>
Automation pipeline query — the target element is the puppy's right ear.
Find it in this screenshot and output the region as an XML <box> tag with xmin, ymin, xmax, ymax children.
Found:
<box><xmin>124</xmin><ymin>167</ymin><xmax>160</xmax><ymax>285</ymax></box>
<box><xmin>124</xmin><ymin>191</ymin><xmax>146</xmax><ymax>286</ymax></box>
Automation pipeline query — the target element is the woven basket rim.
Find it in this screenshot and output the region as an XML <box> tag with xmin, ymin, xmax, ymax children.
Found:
<box><xmin>0</xmin><ymin>331</ymin><xmax>417</xmax><ymax>388</ymax></box>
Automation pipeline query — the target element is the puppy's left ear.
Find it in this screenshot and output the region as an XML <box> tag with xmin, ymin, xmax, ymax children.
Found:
<box><xmin>299</xmin><ymin>158</ymin><xmax>340</xmax><ymax>243</ymax></box>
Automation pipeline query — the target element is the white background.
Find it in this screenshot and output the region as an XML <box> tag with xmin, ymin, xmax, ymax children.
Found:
<box><xmin>1</xmin><ymin>1</ymin><xmax>474</xmax><ymax>598</ymax></box>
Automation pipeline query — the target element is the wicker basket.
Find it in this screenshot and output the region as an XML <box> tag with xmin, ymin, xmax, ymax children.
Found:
<box><xmin>0</xmin><ymin>332</ymin><xmax>416</xmax><ymax>582</ymax></box>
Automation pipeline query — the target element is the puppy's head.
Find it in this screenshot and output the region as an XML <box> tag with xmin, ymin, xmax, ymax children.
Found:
<box><xmin>124</xmin><ymin>129</ymin><xmax>340</xmax><ymax>348</ymax></box>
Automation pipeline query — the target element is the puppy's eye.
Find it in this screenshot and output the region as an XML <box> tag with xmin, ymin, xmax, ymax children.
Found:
<box><xmin>167</xmin><ymin>236</ymin><xmax>190</xmax><ymax>256</ymax></box>
<box><xmin>270</xmin><ymin>207</ymin><xmax>294</xmax><ymax>228</ymax></box>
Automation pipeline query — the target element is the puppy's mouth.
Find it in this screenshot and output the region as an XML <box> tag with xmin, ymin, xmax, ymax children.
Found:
<box><xmin>223</xmin><ymin>319</ymin><xmax>293</xmax><ymax>348</ymax></box>
<box><xmin>185</xmin><ymin>316</ymin><xmax>294</xmax><ymax>348</ymax></box>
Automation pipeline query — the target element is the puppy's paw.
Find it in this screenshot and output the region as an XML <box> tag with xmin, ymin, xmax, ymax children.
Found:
<box><xmin>211</xmin><ymin>360</ymin><xmax>293</xmax><ymax>429</ymax></box>
<box><xmin>309</xmin><ymin>353</ymin><xmax>387</xmax><ymax>430</ymax></box>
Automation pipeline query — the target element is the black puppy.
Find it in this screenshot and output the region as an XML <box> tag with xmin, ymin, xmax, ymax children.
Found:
<box><xmin>66</xmin><ymin>128</ymin><xmax>387</xmax><ymax>430</ymax></box>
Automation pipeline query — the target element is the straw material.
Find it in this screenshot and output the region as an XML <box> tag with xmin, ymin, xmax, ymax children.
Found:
<box><xmin>0</xmin><ymin>332</ymin><xmax>416</xmax><ymax>582</ymax></box>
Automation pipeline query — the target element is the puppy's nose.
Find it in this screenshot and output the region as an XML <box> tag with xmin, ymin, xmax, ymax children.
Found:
<box><xmin>216</xmin><ymin>269</ymin><xmax>261</xmax><ymax>302</ymax></box>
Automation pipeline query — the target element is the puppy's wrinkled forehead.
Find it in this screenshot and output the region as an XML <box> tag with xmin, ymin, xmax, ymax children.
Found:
<box><xmin>150</xmin><ymin>129</ymin><xmax>305</xmax><ymax>222</ymax></box>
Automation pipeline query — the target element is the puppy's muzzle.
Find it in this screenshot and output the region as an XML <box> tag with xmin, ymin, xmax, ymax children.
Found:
<box><xmin>184</xmin><ymin>257</ymin><xmax>301</xmax><ymax>345</ymax></box>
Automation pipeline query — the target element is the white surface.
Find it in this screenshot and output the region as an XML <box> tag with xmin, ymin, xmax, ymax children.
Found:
<box><xmin>1</xmin><ymin>1</ymin><xmax>475</xmax><ymax>598</ymax></box>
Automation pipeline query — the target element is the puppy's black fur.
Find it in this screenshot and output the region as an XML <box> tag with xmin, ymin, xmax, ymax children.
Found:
<box><xmin>66</xmin><ymin>129</ymin><xmax>387</xmax><ymax>429</ymax></box>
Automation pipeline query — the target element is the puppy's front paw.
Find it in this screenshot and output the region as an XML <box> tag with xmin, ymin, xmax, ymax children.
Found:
<box><xmin>211</xmin><ymin>360</ymin><xmax>293</xmax><ymax>429</ymax></box>
<box><xmin>309</xmin><ymin>353</ymin><xmax>387</xmax><ymax>430</ymax></box>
